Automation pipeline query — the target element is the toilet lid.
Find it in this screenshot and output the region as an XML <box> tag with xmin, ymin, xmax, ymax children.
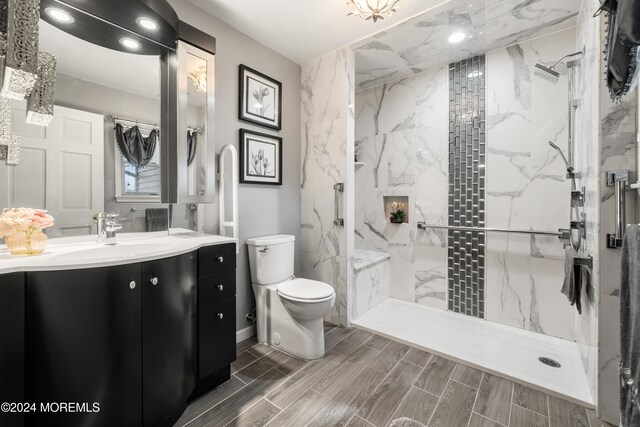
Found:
<box><xmin>277</xmin><ymin>278</ymin><xmax>335</xmax><ymax>301</ymax></box>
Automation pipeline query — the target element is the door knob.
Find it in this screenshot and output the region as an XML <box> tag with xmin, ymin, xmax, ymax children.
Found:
<box><xmin>150</xmin><ymin>277</ymin><xmax>158</xmax><ymax>286</ymax></box>
<box><xmin>216</xmin><ymin>256</ymin><xmax>224</xmax><ymax>263</ymax></box>
<box><xmin>216</xmin><ymin>284</ymin><xmax>224</xmax><ymax>291</ymax></box>
<box><xmin>217</xmin><ymin>313</ymin><xmax>224</xmax><ymax>319</ymax></box>
<box><xmin>129</xmin><ymin>281</ymin><xmax>136</xmax><ymax>289</ymax></box>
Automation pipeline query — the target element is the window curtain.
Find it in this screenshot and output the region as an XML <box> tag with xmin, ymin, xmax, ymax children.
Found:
<box><xmin>187</xmin><ymin>129</ymin><xmax>198</xmax><ymax>166</ymax></box>
<box><xmin>115</xmin><ymin>123</ymin><xmax>159</xmax><ymax>168</ymax></box>
<box><xmin>599</xmin><ymin>0</ymin><xmax>640</xmax><ymax>100</ymax></box>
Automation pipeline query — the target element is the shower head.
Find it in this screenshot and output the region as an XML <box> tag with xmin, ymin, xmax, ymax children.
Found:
<box><xmin>534</xmin><ymin>63</ymin><xmax>560</xmax><ymax>83</ymax></box>
<box><xmin>534</xmin><ymin>50</ymin><xmax>584</xmax><ymax>84</ymax></box>
<box><xmin>548</xmin><ymin>141</ymin><xmax>573</xmax><ymax>172</ymax></box>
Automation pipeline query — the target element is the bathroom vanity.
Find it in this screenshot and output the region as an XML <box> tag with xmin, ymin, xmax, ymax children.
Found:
<box><xmin>0</xmin><ymin>230</ymin><xmax>237</xmax><ymax>427</ymax></box>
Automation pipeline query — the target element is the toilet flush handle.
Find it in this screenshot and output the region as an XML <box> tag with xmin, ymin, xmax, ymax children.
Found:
<box><xmin>259</xmin><ymin>246</ymin><xmax>270</xmax><ymax>253</ymax></box>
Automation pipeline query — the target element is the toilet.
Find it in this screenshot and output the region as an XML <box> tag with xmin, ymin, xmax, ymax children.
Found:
<box><xmin>247</xmin><ymin>234</ymin><xmax>335</xmax><ymax>360</ymax></box>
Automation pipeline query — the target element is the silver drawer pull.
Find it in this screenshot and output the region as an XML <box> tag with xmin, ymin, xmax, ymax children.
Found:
<box><xmin>216</xmin><ymin>256</ymin><xmax>224</xmax><ymax>263</ymax></box>
<box><xmin>129</xmin><ymin>281</ymin><xmax>136</xmax><ymax>289</ymax></box>
<box><xmin>259</xmin><ymin>246</ymin><xmax>270</xmax><ymax>253</ymax></box>
<box><xmin>150</xmin><ymin>277</ymin><xmax>158</xmax><ymax>286</ymax></box>
<box><xmin>217</xmin><ymin>313</ymin><xmax>224</xmax><ymax>320</ymax></box>
<box><xmin>216</xmin><ymin>284</ymin><xmax>224</xmax><ymax>291</ymax></box>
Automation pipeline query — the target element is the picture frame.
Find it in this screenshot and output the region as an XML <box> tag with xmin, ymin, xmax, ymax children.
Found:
<box><xmin>239</xmin><ymin>65</ymin><xmax>282</xmax><ymax>131</ymax></box>
<box><xmin>239</xmin><ymin>129</ymin><xmax>282</xmax><ymax>185</ymax></box>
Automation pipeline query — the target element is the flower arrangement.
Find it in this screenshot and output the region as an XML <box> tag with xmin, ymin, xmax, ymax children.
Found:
<box><xmin>390</xmin><ymin>202</ymin><xmax>406</xmax><ymax>224</ymax></box>
<box><xmin>0</xmin><ymin>208</ymin><xmax>54</xmax><ymax>256</ymax></box>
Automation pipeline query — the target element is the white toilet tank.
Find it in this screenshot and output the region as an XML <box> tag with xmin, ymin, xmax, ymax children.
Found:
<box><xmin>247</xmin><ymin>235</ymin><xmax>295</xmax><ymax>285</ymax></box>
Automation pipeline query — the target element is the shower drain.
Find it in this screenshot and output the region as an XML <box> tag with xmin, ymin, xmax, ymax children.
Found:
<box><xmin>538</xmin><ymin>357</ymin><xmax>561</xmax><ymax>368</ymax></box>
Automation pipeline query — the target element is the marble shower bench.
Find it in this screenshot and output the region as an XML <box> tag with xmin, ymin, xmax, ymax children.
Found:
<box><xmin>351</xmin><ymin>249</ymin><xmax>390</xmax><ymax>322</ymax></box>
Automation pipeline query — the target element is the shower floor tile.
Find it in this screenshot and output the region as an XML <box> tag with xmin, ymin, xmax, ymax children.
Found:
<box><xmin>352</xmin><ymin>298</ymin><xmax>594</xmax><ymax>407</ymax></box>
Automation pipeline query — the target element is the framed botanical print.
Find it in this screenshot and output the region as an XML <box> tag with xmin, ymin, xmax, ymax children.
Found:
<box><xmin>239</xmin><ymin>65</ymin><xmax>282</xmax><ymax>131</ymax></box>
<box><xmin>239</xmin><ymin>129</ymin><xmax>282</xmax><ymax>185</ymax></box>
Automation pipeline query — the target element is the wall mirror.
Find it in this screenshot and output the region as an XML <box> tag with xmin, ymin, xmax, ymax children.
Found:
<box><xmin>0</xmin><ymin>0</ymin><xmax>208</xmax><ymax>236</ymax></box>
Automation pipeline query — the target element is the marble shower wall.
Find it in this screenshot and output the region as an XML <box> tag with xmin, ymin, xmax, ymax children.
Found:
<box><xmin>300</xmin><ymin>47</ymin><xmax>355</xmax><ymax>326</ymax></box>
<box><xmin>485</xmin><ymin>29</ymin><xmax>577</xmax><ymax>341</ymax></box>
<box><xmin>355</xmin><ymin>64</ymin><xmax>449</xmax><ymax>310</ymax></box>
<box><xmin>355</xmin><ymin>29</ymin><xmax>579</xmax><ymax>341</ymax></box>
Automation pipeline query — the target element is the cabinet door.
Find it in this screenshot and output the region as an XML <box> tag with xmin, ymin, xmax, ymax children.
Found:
<box><xmin>0</xmin><ymin>273</ymin><xmax>24</xmax><ymax>427</ymax></box>
<box><xmin>142</xmin><ymin>252</ymin><xmax>197</xmax><ymax>427</ymax></box>
<box><xmin>27</xmin><ymin>264</ymin><xmax>142</xmax><ymax>427</ymax></box>
<box><xmin>199</xmin><ymin>297</ymin><xmax>236</xmax><ymax>378</ymax></box>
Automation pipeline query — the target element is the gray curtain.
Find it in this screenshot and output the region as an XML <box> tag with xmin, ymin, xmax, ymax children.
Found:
<box><xmin>187</xmin><ymin>130</ymin><xmax>198</xmax><ymax>166</ymax></box>
<box><xmin>115</xmin><ymin>123</ymin><xmax>159</xmax><ymax>168</ymax></box>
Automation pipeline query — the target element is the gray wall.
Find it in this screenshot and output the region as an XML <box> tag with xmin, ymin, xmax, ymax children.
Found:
<box><xmin>169</xmin><ymin>0</ymin><xmax>302</xmax><ymax>334</ymax></box>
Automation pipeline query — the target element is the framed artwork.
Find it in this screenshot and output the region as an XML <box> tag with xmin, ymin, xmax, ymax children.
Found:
<box><xmin>239</xmin><ymin>129</ymin><xmax>282</xmax><ymax>185</ymax></box>
<box><xmin>239</xmin><ymin>64</ymin><xmax>282</xmax><ymax>130</ymax></box>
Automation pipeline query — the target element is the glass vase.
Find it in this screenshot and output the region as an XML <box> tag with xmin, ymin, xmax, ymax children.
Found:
<box><xmin>4</xmin><ymin>228</ymin><xmax>48</xmax><ymax>256</ymax></box>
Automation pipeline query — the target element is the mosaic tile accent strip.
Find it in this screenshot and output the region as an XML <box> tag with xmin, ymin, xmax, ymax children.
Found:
<box><xmin>447</xmin><ymin>56</ymin><xmax>486</xmax><ymax>318</ymax></box>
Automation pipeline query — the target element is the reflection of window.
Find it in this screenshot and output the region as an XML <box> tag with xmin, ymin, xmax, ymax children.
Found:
<box><xmin>122</xmin><ymin>148</ymin><xmax>160</xmax><ymax>195</ymax></box>
<box><xmin>115</xmin><ymin>128</ymin><xmax>161</xmax><ymax>202</ymax></box>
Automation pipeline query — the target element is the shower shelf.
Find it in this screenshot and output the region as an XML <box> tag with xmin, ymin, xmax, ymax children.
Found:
<box><xmin>354</xmin><ymin>162</ymin><xmax>365</xmax><ymax>167</ymax></box>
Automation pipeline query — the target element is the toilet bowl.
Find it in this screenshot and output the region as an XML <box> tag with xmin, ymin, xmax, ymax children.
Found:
<box><xmin>247</xmin><ymin>235</ymin><xmax>335</xmax><ymax>360</ymax></box>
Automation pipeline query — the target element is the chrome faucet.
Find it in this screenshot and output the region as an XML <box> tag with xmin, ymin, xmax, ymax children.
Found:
<box><xmin>95</xmin><ymin>213</ymin><xmax>122</xmax><ymax>245</ymax></box>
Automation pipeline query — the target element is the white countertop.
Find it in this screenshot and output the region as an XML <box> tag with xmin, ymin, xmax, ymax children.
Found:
<box><xmin>0</xmin><ymin>228</ymin><xmax>238</xmax><ymax>274</ymax></box>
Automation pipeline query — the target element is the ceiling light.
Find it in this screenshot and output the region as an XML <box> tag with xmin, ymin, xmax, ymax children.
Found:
<box><xmin>448</xmin><ymin>32</ymin><xmax>466</xmax><ymax>43</ymax></box>
<box><xmin>347</xmin><ymin>0</ymin><xmax>400</xmax><ymax>23</ymax></box>
<box><xmin>119</xmin><ymin>38</ymin><xmax>140</xmax><ymax>50</ymax></box>
<box><xmin>136</xmin><ymin>17</ymin><xmax>158</xmax><ymax>30</ymax></box>
<box><xmin>45</xmin><ymin>7</ymin><xmax>74</xmax><ymax>24</ymax></box>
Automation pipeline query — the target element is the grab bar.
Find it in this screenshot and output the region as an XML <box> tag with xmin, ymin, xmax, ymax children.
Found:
<box><xmin>333</xmin><ymin>183</ymin><xmax>344</xmax><ymax>227</ymax></box>
<box><xmin>417</xmin><ymin>222</ymin><xmax>562</xmax><ymax>237</ymax></box>
<box><xmin>606</xmin><ymin>170</ymin><xmax>629</xmax><ymax>249</ymax></box>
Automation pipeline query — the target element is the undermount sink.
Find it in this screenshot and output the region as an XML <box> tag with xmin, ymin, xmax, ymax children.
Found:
<box><xmin>54</xmin><ymin>243</ymin><xmax>177</xmax><ymax>262</ymax></box>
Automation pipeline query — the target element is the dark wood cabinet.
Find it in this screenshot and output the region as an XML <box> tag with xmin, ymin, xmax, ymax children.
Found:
<box><xmin>0</xmin><ymin>272</ymin><xmax>25</xmax><ymax>427</ymax></box>
<box><xmin>142</xmin><ymin>252</ymin><xmax>197</xmax><ymax>427</ymax></box>
<box><xmin>1</xmin><ymin>242</ymin><xmax>236</xmax><ymax>427</ymax></box>
<box><xmin>27</xmin><ymin>263</ymin><xmax>142</xmax><ymax>427</ymax></box>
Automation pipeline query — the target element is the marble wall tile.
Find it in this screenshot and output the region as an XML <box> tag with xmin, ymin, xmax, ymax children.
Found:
<box><xmin>485</xmin><ymin>28</ymin><xmax>578</xmax><ymax>341</ymax></box>
<box><xmin>414</xmin><ymin>243</ymin><xmax>447</xmax><ymax>309</ymax></box>
<box><xmin>352</xmin><ymin>257</ymin><xmax>390</xmax><ymax>320</ymax></box>
<box><xmin>301</xmin><ymin>47</ymin><xmax>355</xmax><ymax>326</ymax></box>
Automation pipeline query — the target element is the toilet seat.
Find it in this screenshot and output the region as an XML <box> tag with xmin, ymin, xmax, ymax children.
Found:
<box><xmin>277</xmin><ymin>278</ymin><xmax>335</xmax><ymax>303</ymax></box>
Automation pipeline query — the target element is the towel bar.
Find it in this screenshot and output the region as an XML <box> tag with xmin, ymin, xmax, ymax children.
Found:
<box><xmin>573</xmin><ymin>255</ymin><xmax>593</xmax><ymax>270</ymax></box>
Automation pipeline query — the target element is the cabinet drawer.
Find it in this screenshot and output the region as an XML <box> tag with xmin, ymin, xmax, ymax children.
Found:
<box><xmin>199</xmin><ymin>243</ymin><xmax>236</xmax><ymax>277</ymax></box>
<box><xmin>199</xmin><ymin>271</ymin><xmax>235</xmax><ymax>306</ymax></box>
<box><xmin>199</xmin><ymin>297</ymin><xmax>236</xmax><ymax>379</ymax></box>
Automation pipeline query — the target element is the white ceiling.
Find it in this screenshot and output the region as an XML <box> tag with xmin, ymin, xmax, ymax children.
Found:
<box><xmin>184</xmin><ymin>0</ymin><xmax>449</xmax><ymax>65</ymax></box>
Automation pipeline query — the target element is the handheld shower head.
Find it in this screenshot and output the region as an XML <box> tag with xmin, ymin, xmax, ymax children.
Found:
<box><xmin>548</xmin><ymin>141</ymin><xmax>573</xmax><ymax>172</ymax></box>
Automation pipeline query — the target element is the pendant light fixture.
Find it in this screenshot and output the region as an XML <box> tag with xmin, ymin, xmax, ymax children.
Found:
<box><xmin>347</xmin><ymin>0</ymin><xmax>400</xmax><ymax>22</ymax></box>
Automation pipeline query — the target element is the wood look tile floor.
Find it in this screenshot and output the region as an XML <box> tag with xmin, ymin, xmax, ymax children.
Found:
<box><xmin>175</xmin><ymin>324</ymin><xmax>613</xmax><ymax>427</ymax></box>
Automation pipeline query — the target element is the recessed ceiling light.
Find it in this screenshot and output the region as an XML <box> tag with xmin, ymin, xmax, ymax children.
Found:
<box><xmin>45</xmin><ymin>7</ymin><xmax>74</xmax><ymax>24</ymax></box>
<box><xmin>136</xmin><ymin>17</ymin><xmax>158</xmax><ymax>30</ymax></box>
<box><xmin>120</xmin><ymin>38</ymin><xmax>141</xmax><ymax>50</ymax></box>
<box><xmin>448</xmin><ymin>32</ymin><xmax>466</xmax><ymax>43</ymax></box>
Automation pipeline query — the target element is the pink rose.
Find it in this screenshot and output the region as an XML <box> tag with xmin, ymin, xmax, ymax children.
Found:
<box><xmin>31</xmin><ymin>209</ymin><xmax>54</xmax><ymax>229</ymax></box>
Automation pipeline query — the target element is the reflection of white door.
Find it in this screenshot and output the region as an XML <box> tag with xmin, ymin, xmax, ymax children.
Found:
<box><xmin>0</xmin><ymin>105</ymin><xmax>104</xmax><ymax>237</ymax></box>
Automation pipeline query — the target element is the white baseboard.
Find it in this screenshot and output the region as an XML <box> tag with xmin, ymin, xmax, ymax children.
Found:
<box><xmin>236</xmin><ymin>325</ymin><xmax>256</xmax><ymax>343</ymax></box>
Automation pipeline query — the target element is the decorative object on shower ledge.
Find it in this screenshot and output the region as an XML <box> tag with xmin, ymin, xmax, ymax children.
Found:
<box><xmin>346</xmin><ymin>0</ymin><xmax>400</xmax><ymax>22</ymax></box>
<box><xmin>389</xmin><ymin>202</ymin><xmax>405</xmax><ymax>224</ymax></box>
<box><xmin>383</xmin><ymin>195</ymin><xmax>408</xmax><ymax>224</ymax></box>
<box><xmin>239</xmin><ymin>64</ymin><xmax>282</xmax><ymax>131</ymax></box>
<box><xmin>0</xmin><ymin>207</ymin><xmax>54</xmax><ymax>256</ymax></box>
<box><xmin>239</xmin><ymin>128</ymin><xmax>282</xmax><ymax>185</ymax></box>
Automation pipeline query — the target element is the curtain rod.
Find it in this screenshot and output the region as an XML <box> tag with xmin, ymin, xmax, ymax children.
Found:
<box><xmin>109</xmin><ymin>115</ymin><xmax>158</xmax><ymax>129</ymax></box>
